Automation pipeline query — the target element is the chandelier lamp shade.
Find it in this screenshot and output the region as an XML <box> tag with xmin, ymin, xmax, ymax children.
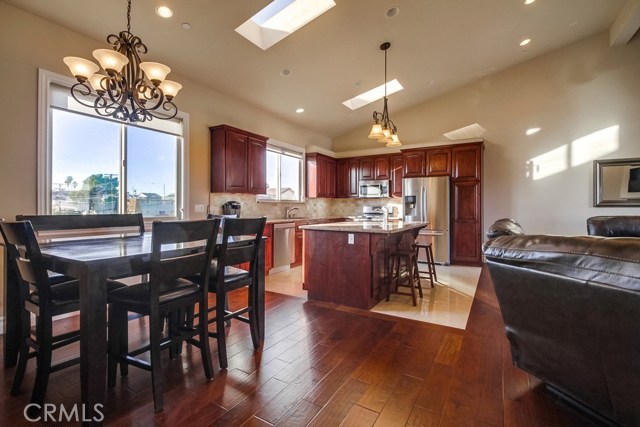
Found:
<box><xmin>63</xmin><ymin>0</ymin><xmax>181</xmax><ymax>123</ymax></box>
<box><xmin>368</xmin><ymin>42</ymin><xmax>401</xmax><ymax>147</ymax></box>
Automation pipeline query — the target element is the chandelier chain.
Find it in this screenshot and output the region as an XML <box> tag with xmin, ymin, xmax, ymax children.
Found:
<box><xmin>127</xmin><ymin>0</ymin><xmax>131</xmax><ymax>34</ymax></box>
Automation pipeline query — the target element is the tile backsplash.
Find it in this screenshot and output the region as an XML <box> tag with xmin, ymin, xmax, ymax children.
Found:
<box><xmin>209</xmin><ymin>193</ymin><xmax>402</xmax><ymax>219</ymax></box>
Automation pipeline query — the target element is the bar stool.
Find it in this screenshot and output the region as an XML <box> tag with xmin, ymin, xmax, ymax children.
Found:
<box><xmin>414</xmin><ymin>242</ymin><xmax>437</xmax><ymax>287</ymax></box>
<box><xmin>388</xmin><ymin>248</ymin><xmax>423</xmax><ymax>306</ymax></box>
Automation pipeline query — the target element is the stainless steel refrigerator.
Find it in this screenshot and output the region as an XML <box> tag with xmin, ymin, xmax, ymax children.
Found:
<box><xmin>402</xmin><ymin>176</ymin><xmax>450</xmax><ymax>264</ymax></box>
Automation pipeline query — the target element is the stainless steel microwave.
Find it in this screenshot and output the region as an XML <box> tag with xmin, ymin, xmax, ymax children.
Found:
<box><xmin>359</xmin><ymin>180</ymin><xmax>389</xmax><ymax>198</ymax></box>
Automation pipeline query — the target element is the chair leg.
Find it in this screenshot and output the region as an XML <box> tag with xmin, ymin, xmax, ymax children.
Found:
<box><xmin>11</xmin><ymin>313</ymin><xmax>31</xmax><ymax>395</ymax></box>
<box><xmin>406</xmin><ymin>257</ymin><xmax>417</xmax><ymax>306</ymax></box>
<box><xmin>248</xmin><ymin>286</ymin><xmax>260</xmax><ymax>349</ymax></box>
<box><xmin>30</xmin><ymin>314</ymin><xmax>52</xmax><ymax>406</ymax></box>
<box><xmin>427</xmin><ymin>245</ymin><xmax>436</xmax><ymax>287</ymax></box>
<box><xmin>149</xmin><ymin>311</ymin><xmax>164</xmax><ymax>413</ymax></box>
<box><xmin>412</xmin><ymin>255</ymin><xmax>423</xmax><ymax>298</ymax></box>
<box><xmin>216</xmin><ymin>293</ymin><xmax>228</xmax><ymax>370</ymax></box>
<box><xmin>198</xmin><ymin>299</ymin><xmax>214</xmax><ymax>379</ymax></box>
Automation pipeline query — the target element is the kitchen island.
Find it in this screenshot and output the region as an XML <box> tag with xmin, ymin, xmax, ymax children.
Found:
<box><xmin>300</xmin><ymin>221</ymin><xmax>427</xmax><ymax>309</ymax></box>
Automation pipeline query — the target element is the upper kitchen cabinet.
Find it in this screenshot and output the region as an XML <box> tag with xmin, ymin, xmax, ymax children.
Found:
<box><xmin>306</xmin><ymin>153</ymin><xmax>336</xmax><ymax>198</ymax></box>
<box><xmin>452</xmin><ymin>144</ymin><xmax>482</xmax><ymax>181</ymax></box>
<box><xmin>360</xmin><ymin>156</ymin><xmax>390</xmax><ymax>180</ymax></box>
<box><xmin>426</xmin><ymin>148</ymin><xmax>451</xmax><ymax>176</ymax></box>
<box><xmin>336</xmin><ymin>158</ymin><xmax>359</xmax><ymax>198</ymax></box>
<box><xmin>210</xmin><ymin>125</ymin><xmax>267</xmax><ymax>194</ymax></box>
<box><xmin>390</xmin><ymin>154</ymin><xmax>403</xmax><ymax>197</ymax></box>
<box><xmin>403</xmin><ymin>150</ymin><xmax>426</xmax><ymax>178</ymax></box>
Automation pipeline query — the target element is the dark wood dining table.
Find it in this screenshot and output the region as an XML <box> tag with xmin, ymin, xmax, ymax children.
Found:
<box><xmin>3</xmin><ymin>232</ymin><xmax>265</xmax><ymax>426</ymax></box>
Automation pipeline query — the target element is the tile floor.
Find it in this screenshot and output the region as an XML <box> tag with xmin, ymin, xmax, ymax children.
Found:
<box><xmin>265</xmin><ymin>264</ymin><xmax>481</xmax><ymax>330</ymax></box>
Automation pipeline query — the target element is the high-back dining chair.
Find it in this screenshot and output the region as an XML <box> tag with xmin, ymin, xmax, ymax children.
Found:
<box><xmin>206</xmin><ymin>216</ymin><xmax>266</xmax><ymax>369</ymax></box>
<box><xmin>0</xmin><ymin>221</ymin><xmax>125</xmax><ymax>408</ymax></box>
<box><xmin>106</xmin><ymin>218</ymin><xmax>220</xmax><ymax>413</ymax></box>
<box><xmin>16</xmin><ymin>213</ymin><xmax>145</xmax><ymax>239</ymax></box>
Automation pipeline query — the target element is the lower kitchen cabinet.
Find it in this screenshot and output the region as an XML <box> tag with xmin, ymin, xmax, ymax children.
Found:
<box><xmin>264</xmin><ymin>223</ymin><xmax>273</xmax><ymax>274</ymax></box>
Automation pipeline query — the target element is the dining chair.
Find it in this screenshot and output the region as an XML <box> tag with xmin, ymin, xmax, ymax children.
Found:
<box><xmin>106</xmin><ymin>218</ymin><xmax>220</xmax><ymax>413</ymax></box>
<box><xmin>0</xmin><ymin>221</ymin><xmax>126</xmax><ymax>408</ymax></box>
<box><xmin>206</xmin><ymin>216</ymin><xmax>266</xmax><ymax>370</ymax></box>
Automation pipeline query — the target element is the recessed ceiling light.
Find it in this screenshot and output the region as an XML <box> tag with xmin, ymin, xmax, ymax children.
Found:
<box><xmin>280</xmin><ymin>69</ymin><xmax>291</xmax><ymax>76</ymax></box>
<box><xmin>520</xmin><ymin>38</ymin><xmax>531</xmax><ymax>46</ymax></box>
<box><xmin>524</xmin><ymin>0</ymin><xmax>535</xmax><ymax>4</ymax></box>
<box><xmin>526</xmin><ymin>127</ymin><xmax>541</xmax><ymax>136</ymax></box>
<box><xmin>296</xmin><ymin>108</ymin><xmax>304</xmax><ymax>113</ymax></box>
<box><xmin>342</xmin><ymin>79</ymin><xmax>403</xmax><ymax>110</ymax></box>
<box><xmin>386</xmin><ymin>7</ymin><xmax>400</xmax><ymax>18</ymax></box>
<box><xmin>182</xmin><ymin>23</ymin><xmax>192</xmax><ymax>30</ymax></box>
<box><xmin>156</xmin><ymin>6</ymin><xmax>173</xmax><ymax>18</ymax></box>
<box><xmin>236</xmin><ymin>0</ymin><xmax>336</xmax><ymax>50</ymax></box>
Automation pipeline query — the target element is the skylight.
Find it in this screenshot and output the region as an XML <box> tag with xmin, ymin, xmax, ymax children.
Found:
<box><xmin>342</xmin><ymin>79</ymin><xmax>404</xmax><ymax>110</ymax></box>
<box><xmin>235</xmin><ymin>0</ymin><xmax>336</xmax><ymax>50</ymax></box>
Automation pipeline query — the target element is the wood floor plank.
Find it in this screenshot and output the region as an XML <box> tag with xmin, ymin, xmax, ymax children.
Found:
<box><xmin>406</xmin><ymin>405</ymin><xmax>441</xmax><ymax>427</ymax></box>
<box><xmin>274</xmin><ymin>399</ymin><xmax>322</xmax><ymax>427</ymax></box>
<box><xmin>339</xmin><ymin>404</ymin><xmax>379</xmax><ymax>427</ymax></box>
<box><xmin>307</xmin><ymin>377</ymin><xmax>370</xmax><ymax>427</ymax></box>
<box><xmin>373</xmin><ymin>374</ymin><xmax>423</xmax><ymax>427</ymax></box>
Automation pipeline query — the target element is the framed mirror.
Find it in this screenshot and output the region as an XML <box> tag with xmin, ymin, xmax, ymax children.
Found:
<box><xmin>594</xmin><ymin>158</ymin><xmax>640</xmax><ymax>206</ymax></box>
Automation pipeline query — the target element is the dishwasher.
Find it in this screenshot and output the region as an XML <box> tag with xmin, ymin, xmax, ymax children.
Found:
<box><xmin>272</xmin><ymin>222</ymin><xmax>295</xmax><ymax>273</ymax></box>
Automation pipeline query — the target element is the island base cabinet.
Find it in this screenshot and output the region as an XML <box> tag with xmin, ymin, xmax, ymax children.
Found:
<box><xmin>302</xmin><ymin>230</ymin><xmax>405</xmax><ymax>310</ymax></box>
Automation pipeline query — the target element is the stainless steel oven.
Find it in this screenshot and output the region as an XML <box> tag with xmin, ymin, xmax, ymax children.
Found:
<box><xmin>358</xmin><ymin>180</ymin><xmax>389</xmax><ymax>198</ymax></box>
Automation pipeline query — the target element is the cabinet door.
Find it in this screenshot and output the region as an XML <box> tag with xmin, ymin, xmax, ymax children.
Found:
<box><xmin>293</xmin><ymin>230</ymin><xmax>303</xmax><ymax>266</ymax></box>
<box><xmin>247</xmin><ymin>137</ymin><xmax>266</xmax><ymax>194</ymax></box>
<box><xmin>374</xmin><ymin>156</ymin><xmax>390</xmax><ymax>179</ymax></box>
<box><xmin>452</xmin><ymin>145</ymin><xmax>481</xmax><ymax>181</ymax></box>
<box><xmin>403</xmin><ymin>151</ymin><xmax>426</xmax><ymax>177</ymax></box>
<box><xmin>426</xmin><ymin>148</ymin><xmax>451</xmax><ymax>176</ymax></box>
<box><xmin>336</xmin><ymin>160</ymin><xmax>349</xmax><ymax>198</ymax></box>
<box><xmin>451</xmin><ymin>181</ymin><xmax>481</xmax><ymax>265</ymax></box>
<box><xmin>263</xmin><ymin>224</ymin><xmax>273</xmax><ymax>274</ymax></box>
<box><xmin>316</xmin><ymin>155</ymin><xmax>328</xmax><ymax>197</ymax></box>
<box><xmin>390</xmin><ymin>155</ymin><xmax>403</xmax><ymax>197</ymax></box>
<box><xmin>360</xmin><ymin>157</ymin><xmax>374</xmax><ymax>180</ymax></box>
<box><xmin>225</xmin><ymin>131</ymin><xmax>248</xmax><ymax>192</ymax></box>
<box><xmin>348</xmin><ymin>159</ymin><xmax>360</xmax><ymax>197</ymax></box>
<box><xmin>326</xmin><ymin>158</ymin><xmax>337</xmax><ymax>198</ymax></box>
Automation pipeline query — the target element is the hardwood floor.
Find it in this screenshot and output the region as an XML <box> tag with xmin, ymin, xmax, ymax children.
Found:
<box><xmin>1</xmin><ymin>267</ymin><xmax>603</xmax><ymax>426</ymax></box>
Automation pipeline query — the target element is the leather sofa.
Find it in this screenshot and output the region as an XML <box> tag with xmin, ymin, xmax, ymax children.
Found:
<box><xmin>483</xmin><ymin>218</ymin><xmax>640</xmax><ymax>426</ymax></box>
<box><xmin>587</xmin><ymin>216</ymin><xmax>640</xmax><ymax>237</ymax></box>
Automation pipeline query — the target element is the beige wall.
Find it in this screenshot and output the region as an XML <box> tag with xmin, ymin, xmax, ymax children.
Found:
<box><xmin>334</xmin><ymin>32</ymin><xmax>640</xmax><ymax>234</ymax></box>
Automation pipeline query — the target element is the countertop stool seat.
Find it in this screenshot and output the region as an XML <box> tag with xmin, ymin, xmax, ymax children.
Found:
<box><xmin>414</xmin><ymin>242</ymin><xmax>437</xmax><ymax>287</ymax></box>
<box><xmin>388</xmin><ymin>248</ymin><xmax>423</xmax><ymax>306</ymax></box>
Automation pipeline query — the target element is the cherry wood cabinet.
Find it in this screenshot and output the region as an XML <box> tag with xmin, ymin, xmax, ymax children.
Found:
<box><xmin>374</xmin><ymin>156</ymin><xmax>390</xmax><ymax>179</ymax></box>
<box><xmin>336</xmin><ymin>160</ymin><xmax>349</xmax><ymax>198</ymax></box>
<box><xmin>264</xmin><ymin>223</ymin><xmax>273</xmax><ymax>274</ymax></box>
<box><xmin>360</xmin><ymin>157</ymin><xmax>374</xmax><ymax>180</ymax></box>
<box><xmin>426</xmin><ymin>148</ymin><xmax>451</xmax><ymax>176</ymax></box>
<box><xmin>306</xmin><ymin>153</ymin><xmax>336</xmax><ymax>198</ymax></box>
<box><xmin>390</xmin><ymin>154</ymin><xmax>403</xmax><ymax>198</ymax></box>
<box><xmin>452</xmin><ymin>144</ymin><xmax>482</xmax><ymax>181</ymax></box>
<box><xmin>403</xmin><ymin>150</ymin><xmax>426</xmax><ymax>177</ymax></box>
<box><xmin>450</xmin><ymin>141</ymin><xmax>483</xmax><ymax>265</ymax></box>
<box><xmin>210</xmin><ymin>125</ymin><xmax>267</xmax><ymax>194</ymax></box>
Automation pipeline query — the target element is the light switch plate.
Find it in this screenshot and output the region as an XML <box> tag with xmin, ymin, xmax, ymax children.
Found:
<box><xmin>195</xmin><ymin>204</ymin><xmax>205</xmax><ymax>213</ymax></box>
<box><xmin>348</xmin><ymin>233</ymin><xmax>354</xmax><ymax>244</ymax></box>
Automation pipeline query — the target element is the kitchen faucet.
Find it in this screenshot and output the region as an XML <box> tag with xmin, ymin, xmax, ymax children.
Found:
<box><xmin>381</xmin><ymin>206</ymin><xmax>391</xmax><ymax>223</ymax></box>
<box><xmin>286</xmin><ymin>207</ymin><xmax>299</xmax><ymax>219</ymax></box>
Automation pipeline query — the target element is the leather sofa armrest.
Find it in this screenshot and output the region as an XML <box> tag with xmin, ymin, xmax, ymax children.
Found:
<box><xmin>486</xmin><ymin>218</ymin><xmax>524</xmax><ymax>239</ymax></box>
<box><xmin>587</xmin><ymin>216</ymin><xmax>640</xmax><ymax>237</ymax></box>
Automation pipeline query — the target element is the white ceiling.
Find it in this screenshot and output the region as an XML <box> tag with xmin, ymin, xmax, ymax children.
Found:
<box><xmin>5</xmin><ymin>0</ymin><xmax>635</xmax><ymax>138</ymax></box>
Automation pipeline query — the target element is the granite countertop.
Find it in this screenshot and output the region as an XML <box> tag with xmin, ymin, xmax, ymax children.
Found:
<box><xmin>299</xmin><ymin>221</ymin><xmax>428</xmax><ymax>234</ymax></box>
<box><xmin>266</xmin><ymin>217</ymin><xmax>345</xmax><ymax>224</ymax></box>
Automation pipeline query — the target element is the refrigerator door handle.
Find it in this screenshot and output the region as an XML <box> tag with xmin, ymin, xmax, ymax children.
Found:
<box><xmin>421</xmin><ymin>186</ymin><xmax>427</xmax><ymax>223</ymax></box>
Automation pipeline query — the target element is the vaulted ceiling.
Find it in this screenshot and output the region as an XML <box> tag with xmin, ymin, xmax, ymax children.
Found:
<box><xmin>5</xmin><ymin>0</ymin><xmax>638</xmax><ymax>138</ymax></box>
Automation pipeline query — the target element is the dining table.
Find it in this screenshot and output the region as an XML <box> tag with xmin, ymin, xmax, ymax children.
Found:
<box><xmin>2</xmin><ymin>232</ymin><xmax>265</xmax><ymax>426</ymax></box>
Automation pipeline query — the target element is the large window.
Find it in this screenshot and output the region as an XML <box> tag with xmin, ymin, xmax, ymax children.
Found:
<box><xmin>39</xmin><ymin>70</ymin><xmax>188</xmax><ymax>219</ymax></box>
<box><xmin>260</xmin><ymin>143</ymin><xmax>304</xmax><ymax>202</ymax></box>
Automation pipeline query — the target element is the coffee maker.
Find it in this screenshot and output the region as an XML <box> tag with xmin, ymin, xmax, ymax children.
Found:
<box><xmin>222</xmin><ymin>201</ymin><xmax>241</xmax><ymax>217</ymax></box>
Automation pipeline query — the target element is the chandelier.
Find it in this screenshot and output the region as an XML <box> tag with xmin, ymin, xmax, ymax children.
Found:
<box><xmin>367</xmin><ymin>42</ymin><xmax>401</xmax><ymax>147</ymax></box>
<box><xmin>63</xmin><ymin>0</ymin><xmax>181</xmax><ymax>123</ymax></box>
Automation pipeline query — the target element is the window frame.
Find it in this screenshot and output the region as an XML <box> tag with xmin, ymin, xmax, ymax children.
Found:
<box><xmin>37</xmin><ymin>69</ymin><xmax>190</xmax><ymax>220</ymax></box>
<box><xmin>258</xmin><ymin>139</ymin><xmax>305</xmax><ymax>203</ymax></box>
